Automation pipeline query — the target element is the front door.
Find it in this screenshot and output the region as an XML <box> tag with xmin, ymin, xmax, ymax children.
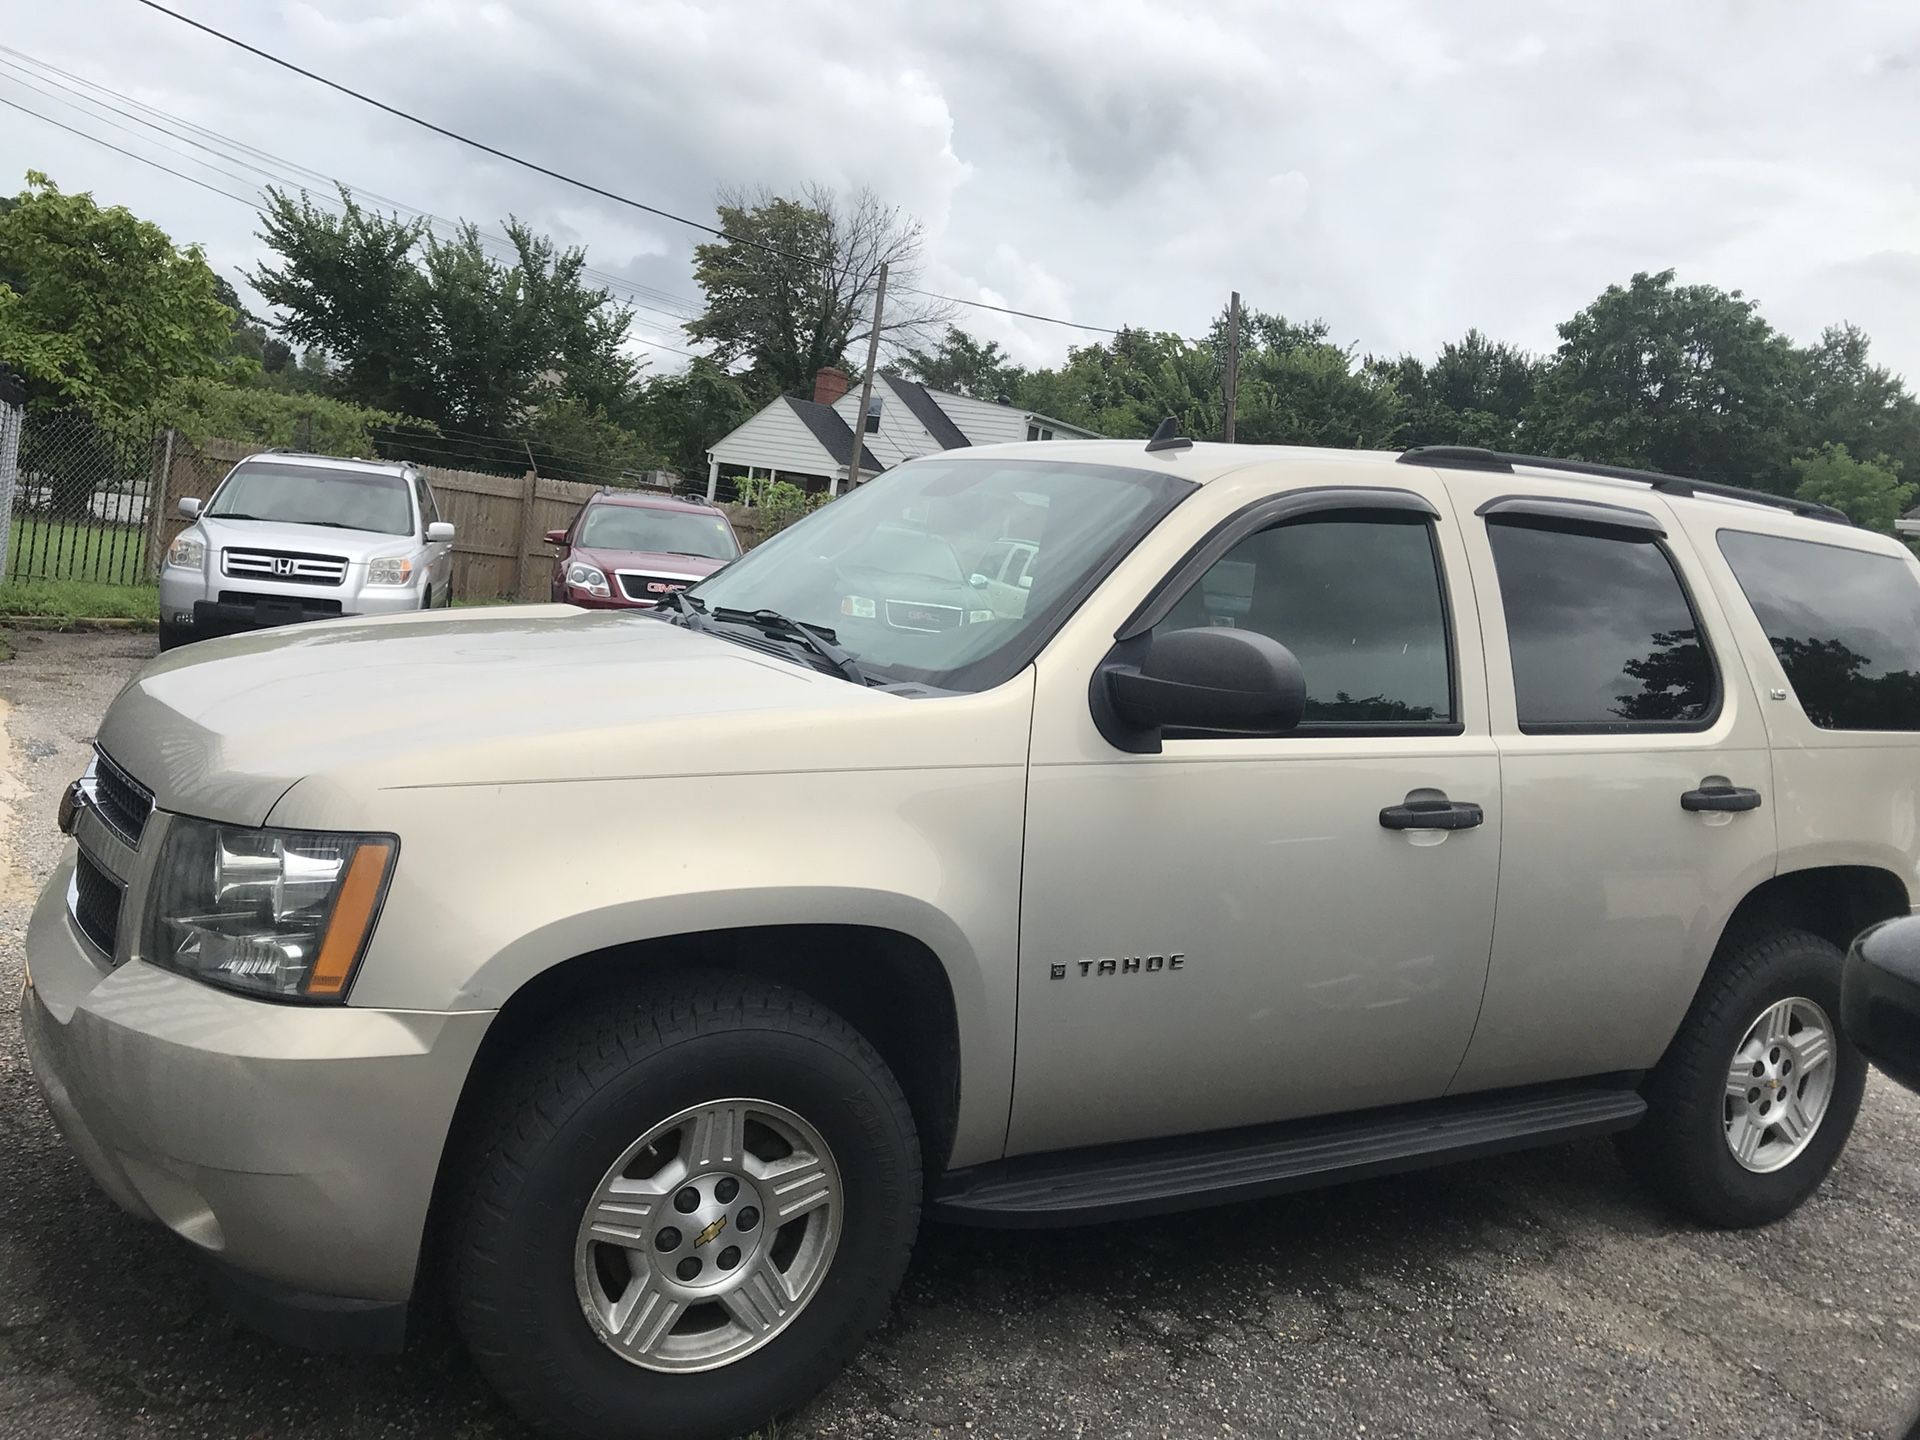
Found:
<box><xmin>1009</xmin><ymin>473</ymin><xmax>1502</xmax><ymax>1155</ymax></box>
<box><xmin>1436</xmin><ymin>469</ymin><xmax>1778</xmax><ymax>1094</ymax></box>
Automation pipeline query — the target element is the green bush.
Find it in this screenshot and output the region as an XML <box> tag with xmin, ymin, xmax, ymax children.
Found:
<box><xmin>734</xmin><ymin>476</ymin><xmax>826</xmax><ymax>535</ymax></box>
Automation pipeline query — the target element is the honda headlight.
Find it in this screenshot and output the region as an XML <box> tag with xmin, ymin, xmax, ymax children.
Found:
<box><xmin>142</xmin><ymin>817</ymin><xmax>397</xmax><ymax>1002</ymax></box>
<box><xmin>366</xmin><ymin>555</ymin><xmax>414</xmax><ymax>586</ymax></box>
<box><xmin>165</xmin><ymin>533</ymin><xmax>205</xmax><ymax>570</ymax></box>
<box><xmin>566</xmin><ymin>561</ymin><xmax>610</xmax><ymax>599</ymax></box>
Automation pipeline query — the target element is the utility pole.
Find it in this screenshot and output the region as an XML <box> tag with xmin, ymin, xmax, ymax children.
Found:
<box><xmin>1222</xmin><ymin>290</ymin><xmax>1241</xmax><ymax>444</ymax></box>
<box><xmin>843</xmin><ymin>260</ymin><xmax>888</xmax><ymax>495</ymax></box>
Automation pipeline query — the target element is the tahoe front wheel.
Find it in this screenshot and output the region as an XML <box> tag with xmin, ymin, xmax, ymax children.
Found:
<box><xmin>453</xmin><ymin>976</ymin><xmax>920</xmax><ymax>1440</ymax></box>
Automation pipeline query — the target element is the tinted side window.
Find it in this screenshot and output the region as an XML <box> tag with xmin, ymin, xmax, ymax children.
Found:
<box><xmin>1487</xmin><ymin>522</ymin><xmax>1714</xmax><ymax>731</ymax></box>
<box><xmin>1718</xmin><ymin>530</ymin><xmax>1920</xmax><ymax>731</ymax></box>
<box><xmin>1152</xmin><ymin>516</ymin><xmax>1454</xmax><ymax>726</ymax></box>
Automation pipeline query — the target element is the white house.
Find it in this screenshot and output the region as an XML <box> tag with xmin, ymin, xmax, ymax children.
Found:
<box><xmin>703</xmin><ymin>368</ymin><xmax>1100</xmax><ymax>498</ymax></box>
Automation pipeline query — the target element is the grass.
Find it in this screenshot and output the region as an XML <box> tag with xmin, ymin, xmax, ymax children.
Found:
<box><xmin>0</xmin><ymin>578</ymin><xmax>159</xmax><ymax>623</ymax></box>
<box><xmin>7</xmin><ymin>516</ymin><xmax>151</xmax><ymax>587</ymax></box>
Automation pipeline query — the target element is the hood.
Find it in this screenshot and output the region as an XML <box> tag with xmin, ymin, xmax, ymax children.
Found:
<box><xmin>574</xmin><ymin>545</ymin><xmax>731</xmax><ymax>581</ymax></box>
<box><xmin>194</xmin><ymin>514</ymin><xmax>418</xmax><ymax>563</ymax></box>
<box><xmin>98</xmin><ymin>606</ymin><xmax>897</xmax><ymax>824</ymax></box>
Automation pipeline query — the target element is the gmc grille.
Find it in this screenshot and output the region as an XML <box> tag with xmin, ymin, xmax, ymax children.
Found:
<box><xmin>617</xmin><ymin>572</ymin><xmax>698</xmax><ymax>603</ymax></box>
<box><xmin>71</xmin><ymin>849</ymin><xmax>123</xmax><ymax>957</ymax></box>
<box><xmin>222</xmin><ymin>548</ymin><xmax>348</xmax><ymax>586</ymax></box>
<box><xmin>90</xmin><ymin>748</ymin><xmax>153</xmax><ymax>848</ymax></box>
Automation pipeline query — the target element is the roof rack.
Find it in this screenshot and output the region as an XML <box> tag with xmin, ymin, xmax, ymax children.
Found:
<box><xmin>1396</xmin><ymin>446</ymin><xmax>1851</xmax><ymax>526</ymax></box>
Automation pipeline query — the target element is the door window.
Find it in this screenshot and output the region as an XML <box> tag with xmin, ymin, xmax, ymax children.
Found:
<box><xmin>1486</xmin><ymin>521</ymin><xmax>1715</xmax><ymax>732</ymax></box>
<box><xmin>1151</xmin><ymin>516</ymin><xmax>1455</xmax><ymax>728</ymax></box>
<box><xmin>1717</xmin><ymin>530</ymin><xmax>1920</xmax><ymax>730</ymax></box>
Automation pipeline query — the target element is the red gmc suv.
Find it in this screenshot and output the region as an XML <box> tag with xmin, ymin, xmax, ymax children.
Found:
<box><xmin>547</xmin><ymin>491</ymin><xmax>742</xmax><ymax>608</ymax></box>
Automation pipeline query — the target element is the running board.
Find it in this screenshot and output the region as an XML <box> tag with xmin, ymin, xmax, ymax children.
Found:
<box><xmin>933</xmin><ymin>1084</ymin><xmax>1646</xmax><ymax>1227</ymax></box>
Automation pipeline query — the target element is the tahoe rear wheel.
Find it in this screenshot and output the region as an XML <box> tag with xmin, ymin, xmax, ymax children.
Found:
<box><xmin>453</xmin><ymin>976</ymin><xmax>920</xmax><ymax>1440</ymax></box>
<box><xmin>1618</xmin><ymin>925</ymin><xmax>1867</xmax><ymax>1228</ymax></box>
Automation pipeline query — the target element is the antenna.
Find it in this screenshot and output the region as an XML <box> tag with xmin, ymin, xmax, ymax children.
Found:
<box><xmin>1145</xmin><ymin>417</ymin><xmax>1193</xmax><ymax>454</ymax></box>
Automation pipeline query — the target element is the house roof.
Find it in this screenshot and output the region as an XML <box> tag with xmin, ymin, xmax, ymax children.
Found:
<box><xmin>884</xmin><ymin>375</ymin><xmax>971</xmax><ymax>450</ymax></box>
<box><xmin>783</xmin><ymin>396</ymin><xmax>885</xmax><ymax>474</ymax></box>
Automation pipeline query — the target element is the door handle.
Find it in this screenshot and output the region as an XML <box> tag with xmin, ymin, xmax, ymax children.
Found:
<box><xmin>1681</xmin><ymin>783</ymin><xmax>1763</xmax><ymax>813</ymax></box>
<box><xmin>1379</xmin><ymin>795</ymin><xmax>1485</xmax><ymax>831</ymax></box>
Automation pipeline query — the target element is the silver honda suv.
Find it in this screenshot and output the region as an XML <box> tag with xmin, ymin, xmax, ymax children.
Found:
<box><xmin>157</xmin><ymin>451</ymin><xmax>455</xmax><ymax>649</ymax></box>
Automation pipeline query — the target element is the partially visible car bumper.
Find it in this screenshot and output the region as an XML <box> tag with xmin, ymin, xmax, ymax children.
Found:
<box><xmin>1841</xmin><ymin>917</ymin><xmax>1920</xmax><ymax>1095</ymax></box>
<box><xmin>21</xmin><ymin>849</ymin><xmax>494</xmax><ymax>1335</ymax></box>
<box><xmin>159</xmin><ymin>568</ymin><xmax>423</xmax><ymax>639</ymax></box>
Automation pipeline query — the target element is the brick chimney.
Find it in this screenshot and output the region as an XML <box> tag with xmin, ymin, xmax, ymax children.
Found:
<box><xmin>813</xmin><ymin>366</ymin><xmax>851</xmax><ymax>407</ymax></box>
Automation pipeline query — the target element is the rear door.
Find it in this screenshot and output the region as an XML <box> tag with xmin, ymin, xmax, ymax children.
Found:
<box><xmin>1436</xmin><ymin>470</ymin><xmax>1777</xmax><ymax>1094</ymax></box>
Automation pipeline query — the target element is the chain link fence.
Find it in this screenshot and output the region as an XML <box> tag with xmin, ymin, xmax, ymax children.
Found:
<box><xmin>6</xmin><ymin>409</ymin><xmax>161</xmax><ymax>587</ymax></box>
<box><xmin>0</xmin><ymin>378</ymin><xmax>22</xmax><ymax>582</ymax></box>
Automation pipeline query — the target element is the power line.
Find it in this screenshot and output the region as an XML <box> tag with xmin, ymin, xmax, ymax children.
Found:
<box><xmin>0</xmin><ymin>51</ymin><xmax>705</xmax><ymax>333</ymax></box>
<box><xmin>0</xmin><ymin>93</ymin><xmax>263</xmax><ymax>209</ymax></box>
<box><xmin>131</xmin><ymin>0</ymin><xmax>1120</xmax><ymax>336</ymax></box>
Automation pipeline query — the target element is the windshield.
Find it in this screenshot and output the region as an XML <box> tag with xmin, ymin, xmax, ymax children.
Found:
<box><xmin>578</xmin><ymin>504</ymin><xmax>739</xmax><ymax>559</ymax></box>
<box><xmin>691</xmin><ymin>457</ymin><xmax>1192</xmax><ymax>691</ymax></box>
<box><xmin>207</xmin><ymin>462</ymin><xmax>413</xmax><ymax>535</ymax></box>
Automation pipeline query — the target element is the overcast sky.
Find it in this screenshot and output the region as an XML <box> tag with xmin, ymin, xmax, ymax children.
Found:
<box><xmin>4</xmin><ymin>0</ymin><xmax>1919</xmax><ymax>382</ymax></box>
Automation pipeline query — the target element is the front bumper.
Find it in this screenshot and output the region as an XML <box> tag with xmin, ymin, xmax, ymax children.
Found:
<box><xmin>158</xmin><ymin>568</ymin><xmax>422</xmax><ymax>638</ymax></box>
<box><xmin>22</xmin><ymin>848</ymin><xmax>494</xmax><ymax>1325</ymax></box>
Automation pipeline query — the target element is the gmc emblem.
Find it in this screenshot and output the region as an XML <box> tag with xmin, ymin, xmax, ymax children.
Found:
<box><xmin>646</xmin><ymin>580</ymin><xmax>688</xmax><ymax>595</ymax></box>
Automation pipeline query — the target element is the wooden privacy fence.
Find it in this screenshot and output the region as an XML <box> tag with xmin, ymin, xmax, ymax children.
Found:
<box><xmin>156</xmin><ymin>435</ymin><xmax>768</xmax><ymax>600</ymax></box>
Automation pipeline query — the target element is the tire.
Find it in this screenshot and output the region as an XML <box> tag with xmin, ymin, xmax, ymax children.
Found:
<box><xmin>453</xmin><ymin>975</ymin><xmax>921</xmax><ymax>1440</ymax></box>
<box><xmin>1617</xmin><ymin>925</ymin><xmax>1867</xmax><ymax>1228</ymax></box>
<box><xmin>421</xmin><ymin>585</ymin><xmax>433</xmax><ymax>611</ymax></box>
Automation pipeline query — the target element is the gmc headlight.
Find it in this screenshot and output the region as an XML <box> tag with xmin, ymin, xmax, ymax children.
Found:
<box><xmin>567</xmin><ymin>561</ymin><xmax>610</xmax><ymax>599</ymax></box>
<box><xmin>165</xmin><ymin>534</ymin><xmax>205</xmax><ymax>570</ymax></box>
<box><xmin>142</xmin><ymin>817</ymin><xmax>397</xmax><ymax>1002</ymax></box>
<box><xmin>366</xmin><ymin>555</ymin><xmax>414</xmax><ymax>586</ymax></box>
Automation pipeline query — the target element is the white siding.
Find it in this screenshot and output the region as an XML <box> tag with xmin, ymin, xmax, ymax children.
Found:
<box><xmin>931</xmin><ymin>391</ymin><xmax>1030</xmax><ymax>447</ymax></box>
<box><xmin>707</xmin><ymin>401</ymin><xmax>842</xmax><ymax>478</ymax></box>
<box><xmin>832</xmin><ymin>377</ymin><xmax>942</xmax><ymax>468</ymax></box>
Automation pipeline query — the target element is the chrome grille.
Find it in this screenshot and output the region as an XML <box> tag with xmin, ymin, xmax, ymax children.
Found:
<box><xmin>70</xmin><ymin>850</ymin><xmax>123</xmax><ymax>957</ymax></box>
<box><xmin>884</xmin><ymin>598</ymin><xmax>964</xmax><ymax>632</ymax></box>
<box><xmin>90</xmin><ymin>748</ymin><xmax>153</xmax><ymax>849</ymax></box>
<box><xmin>222</xmin><ymin>548</ymin><xmax>348</xmax><ymax>586</ymax></box>
<box><xmin>616</xmin><ymin>571</ymin><xmax>701</xmax><ymax>603</ymax></box>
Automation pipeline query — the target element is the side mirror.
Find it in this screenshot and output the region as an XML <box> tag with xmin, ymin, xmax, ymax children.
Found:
<box><xmin>427</xmin><ymin>521</ymin><xmax>455</xmax><ymax>543</ymax></box>
<box><xmin>967</xmin><ymin>573</ymin><xmax>989</xmax><ymax>588</ymax></box>
<box><xmin>177</xmin><ymin>497</ymin><xmax>201</xmax><ymax>520</ymax></box>
<box><xmin>544</xmin><ymin>528</ymin><xmax>568</xmax><ymax>546</ymax></box>
<box><xmin>1096</xmin><ymin>627</ymin><xmax>1306</xmax><ymax>753</ymax></box>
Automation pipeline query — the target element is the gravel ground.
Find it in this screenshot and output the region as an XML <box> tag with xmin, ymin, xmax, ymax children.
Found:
<box><xmin>3</xmin><ymin>630</ymin><xmax>1918</xmax><ymax>1440</ymax></box>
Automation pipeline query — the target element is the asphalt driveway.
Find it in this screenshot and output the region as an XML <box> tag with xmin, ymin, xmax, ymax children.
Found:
<box><xmin>2</xmin><ymin>630</ymin><xmax>1918</xmax><ymax>1439</ymax></box>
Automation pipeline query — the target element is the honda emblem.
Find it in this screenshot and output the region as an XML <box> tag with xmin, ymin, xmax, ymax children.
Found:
<box><xmin>273</xmin><ymin>557</ymin><xmax>295</xmax><ymax>576</ymax></box>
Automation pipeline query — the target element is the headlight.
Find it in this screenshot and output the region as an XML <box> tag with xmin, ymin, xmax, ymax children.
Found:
<box><xmin>165</xmin><ymin>534</ymin><xmax>205</xmax><ymax>570</ymax></box>
<box><xmin>366</xmin><ymin>555</ymin><xmax>414</xmax><ymax>586</ymax></box>
<box><xmin>142</xmin><ymin>817</ymin><xmax>397</xmax><ymax>1002</ymax></box>
<box><xmin>567</xmin><ymin>561</ymin><xmax>610</xmax><ymax>598</ymax></box>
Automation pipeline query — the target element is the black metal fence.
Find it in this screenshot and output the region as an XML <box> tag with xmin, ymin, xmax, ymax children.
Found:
<box><xmin>4</xmin><ymin>410</ymin><xmax>159</xmax><ymax>587</ymax></box>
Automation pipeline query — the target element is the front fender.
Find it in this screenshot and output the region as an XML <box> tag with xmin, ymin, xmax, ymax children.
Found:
<box><xmin>278</xmin><ymin>754</ymin><xmax>1029</xmax><ymax>1169</ymax></box>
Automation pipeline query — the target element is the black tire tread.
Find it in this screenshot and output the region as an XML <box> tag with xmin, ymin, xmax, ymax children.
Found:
<box><xmin>1620</xmin><ymin>922</ymin><xmax>1863</xmax><ymax>1228</ymax></box>
<box><xmin>452</xmin><ymin>972</ymin><xmax>920</xmax><ymax>1440</ymax></box>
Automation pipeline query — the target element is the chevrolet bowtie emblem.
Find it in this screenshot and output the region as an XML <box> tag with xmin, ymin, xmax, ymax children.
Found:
<box><xmin>693</xmin><ymin>1216</ymin><xmax>728</xmax><ymax>1248</ymax></box>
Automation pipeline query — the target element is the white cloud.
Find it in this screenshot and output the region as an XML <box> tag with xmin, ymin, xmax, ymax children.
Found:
<box><xmin>5</xmin><ymin>0</ymin><xmax>1919</xmax><ymax>382</ymax></box>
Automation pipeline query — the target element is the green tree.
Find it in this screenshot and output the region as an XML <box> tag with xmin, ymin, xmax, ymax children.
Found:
<box><xmin>249</xmin><ymin>188</ymin><xmax>643</xmax><ymax>464</ymax></box>
<box><xmin>1801</xmin><ymin>324</ymin><xmax>1920</xmax><ymax>485</ymax></box>
<box><xmin>1528</xmin><ymin>270</ymin><xmax>1805</xmax><ymax>492</ymax></box>
<box><xmin>632</xmin><ymin>359</ymin><xmax>758</xmax><ymax>480</ymax></box>
<box><xmin>0</xmin><ymin>171</ymin><xmax>232</xmax><ymax>417</ymax></box>
<box><xmin>686</xmin><ymin>185</ymin><xmax>946</xmax><ymax>399</ymax></box>
<box><xmin>522</xmin><ymin>394</ymin><xmax>660</xmax><ymax>483</ymax></box>
<box><xmin>899</xmin><ymin>325</ymin><xmax>1024</xmax><ymax>400</ymax></box>
<box><xmin>165</xmin><ymin>375</ymin><xmax>416</xmax><ymax>455</ymax></box>
<box><xmin>1377</xmin><ymin>329</ymin><xmax>1542</xmax><ymax>448</ymax></box>
<box><xmin>1791</xmin><ymin>443</ymin><xmax>1915</xmax><ymax>534</ymax></box>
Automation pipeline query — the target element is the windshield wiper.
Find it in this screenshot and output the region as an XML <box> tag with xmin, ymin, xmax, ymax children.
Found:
<box><xmin>709</xmin><ymin>606</ymin><xmax>870</xmax><ymax>686</ymax></box>
<box><xmin>652</xmin><ymin>589</ymin><xmax>707</xmax><ymax>628</ymax></box>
